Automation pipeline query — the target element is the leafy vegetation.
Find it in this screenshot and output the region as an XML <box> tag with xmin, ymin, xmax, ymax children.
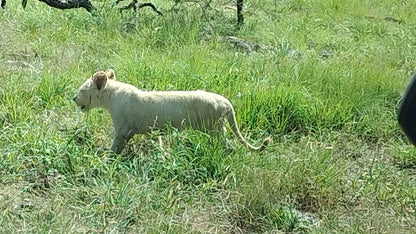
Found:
<box><xmin>1</xmin><ymin>0</ymin><xmax>416</xmax><ymax>232</ymax></box>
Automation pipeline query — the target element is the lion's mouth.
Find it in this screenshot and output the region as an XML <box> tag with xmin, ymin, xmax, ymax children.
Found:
<box><xmin>74</xmin><ymin>95</ymin><xmax>91</xmax><ymax>112</ymax></box>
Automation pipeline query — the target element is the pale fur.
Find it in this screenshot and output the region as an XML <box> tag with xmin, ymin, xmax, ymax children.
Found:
<box><xmin>73</xmin><ymin>69</ymin><xmax>271</xmax><ymax>154</ymax></box>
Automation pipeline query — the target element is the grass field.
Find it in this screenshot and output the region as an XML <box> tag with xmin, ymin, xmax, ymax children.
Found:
<box><xmin>1</xmin><ymin>0</ymin><xmax>416</xmax><ymax>232</ymax></box>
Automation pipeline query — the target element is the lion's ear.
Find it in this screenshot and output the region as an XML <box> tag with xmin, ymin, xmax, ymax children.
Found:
<box><xmin>92</xmin><ymin>71</ymin><xmax>107</xmax><ymax>90</ymax></box>
<box><xmin>106</xmin><ymin>69</ymin><xmax>116</xmax><ymax>80</ymax></box>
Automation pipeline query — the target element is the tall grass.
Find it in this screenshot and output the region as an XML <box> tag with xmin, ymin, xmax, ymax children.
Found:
<box><xmin>1</xmin><ymin>0</ymin><xmax>416</xmax><ymax>232</ymax></box>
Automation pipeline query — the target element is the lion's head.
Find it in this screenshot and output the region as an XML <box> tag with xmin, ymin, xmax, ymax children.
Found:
<box><xmin>73</xmin><ymin>69</ymin><xmax>115</xmax><ymax>111</ymax></box>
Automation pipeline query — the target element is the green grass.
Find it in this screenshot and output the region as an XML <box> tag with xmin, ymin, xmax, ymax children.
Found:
<box><xmin>1</xmin><ymin>0</ymin><xmax>416</xmax><ymax>232</ymax></box>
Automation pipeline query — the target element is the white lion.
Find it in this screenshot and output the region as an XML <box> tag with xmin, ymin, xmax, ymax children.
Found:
<box><xmin>73</xmin><ymin>69</ymin><xmax>271</xmax><ymax>154</ymax></box>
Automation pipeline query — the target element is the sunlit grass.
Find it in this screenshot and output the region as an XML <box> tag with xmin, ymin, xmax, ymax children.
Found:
<box><xmin>1</xmin><ymin>0</ymin><xmax>416</xmax><ymax>232</ymax></box>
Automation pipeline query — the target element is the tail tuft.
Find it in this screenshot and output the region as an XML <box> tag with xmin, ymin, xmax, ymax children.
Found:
<box><xmin>259</xmin><ymin>137</ymin><xmax>272</xmax><ymax>151</ymax></box>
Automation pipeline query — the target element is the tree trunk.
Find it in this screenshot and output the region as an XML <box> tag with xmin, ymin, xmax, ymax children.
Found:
<box><xmin>237</xmin><ymin>0</ymin><xmax>243</xmax><ymax>25</ymax></box>
<box><xmin>37</xmin><ymin>0</ymin><xmax>94</xmax><ymax>11</ymax></box>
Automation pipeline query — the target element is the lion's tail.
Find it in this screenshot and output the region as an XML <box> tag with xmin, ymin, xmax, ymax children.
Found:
<box><xmin>226</xmin><ymin>108</ymin><xmax>271</xmax><ymax>152</ymax></box>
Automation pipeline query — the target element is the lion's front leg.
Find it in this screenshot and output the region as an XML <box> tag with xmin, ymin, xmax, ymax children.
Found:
<box><xmin>111</xmin><ymin>131</ymin><xmax>134</xmax><ymax>154</ymax></box>
<box><xmin>111</xmin><ymin>135</ymin><xmax>126</xmax><ymax>154</ymax></box>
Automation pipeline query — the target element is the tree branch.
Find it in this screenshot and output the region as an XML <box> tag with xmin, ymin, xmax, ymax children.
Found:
<box><xmin>138</xmin><ymin>3</ymin><xmax>162</xmax><ymax>15</ymax></box>
<box><xmin>118</xmin><ymin>0</ymin><xmax>163</xmax><ymax>16</ymax></box>
<box><xmin>2</xmin><ymin>0</ymin><xmax>241</xmax><ymax>27</ymax></box>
